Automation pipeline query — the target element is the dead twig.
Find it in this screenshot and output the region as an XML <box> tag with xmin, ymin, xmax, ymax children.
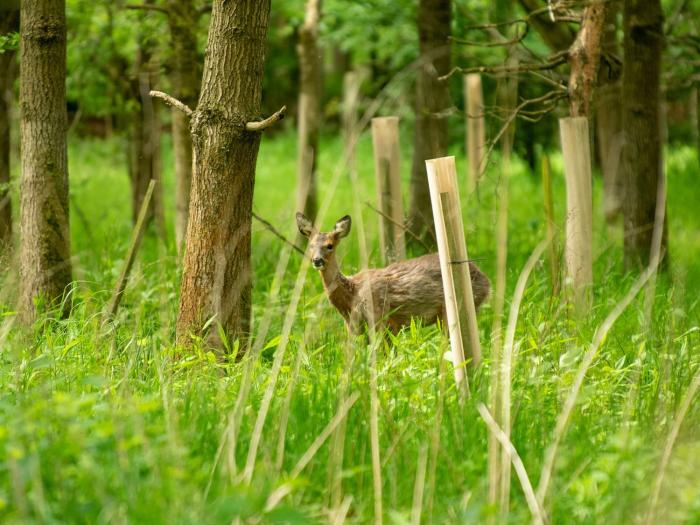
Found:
<box><xmin>253</xmin><ymin>212</ymin><xmax>305</xmax><ymax>256</ymax></box>
<box><xmin>246</xmin><ymin>106</ymin><xmax>287</xmax><ymax>132</ymax></box>
<box><xmin>149</xmin><ymin>90</ymin><xmax>193</xmax><ymax>116</ymax></box>
<box><xmin>364</xmin><ymin>201</ymin><xmax>431</xmax><ymax>253</ymax></box>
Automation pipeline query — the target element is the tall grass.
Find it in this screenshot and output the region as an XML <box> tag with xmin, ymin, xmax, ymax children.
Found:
<box><xmin>0</xmin><ymin>131</ymin><xmax>699</xmax><ymax>524</ymax></box>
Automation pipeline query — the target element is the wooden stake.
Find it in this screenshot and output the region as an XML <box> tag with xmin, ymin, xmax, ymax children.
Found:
<box><xmin>343</xmin><ymin>70</ymin><xmax>363</xmax><ymax>180</ymax></box>
<box><xmin>464</xmin><ymin>74</ymin><xmax>486</xmax><ymax>192</ymax></box>
<box><xmin>559</xmin><ymin>117</ymin><xmax>593</xmax><ymax>315</ymax></box>
<box><xmin>426</xmin><ymin>156</ymin><xmax>482</xmax><ymax>394</ymax></box>
<box><xmin>371</xmin><ymin>117</ymin><xmax>405</xmax><ymax>263</ymax></box>
<box><xmin>542</xmin><ymin>155</ymin><xmax>560</xmax><ymax>296</ymax></box>
<box><xmin>105</xmin><ymin>179</ymin><xmax>156</xmax><ymax>320</ymax></box>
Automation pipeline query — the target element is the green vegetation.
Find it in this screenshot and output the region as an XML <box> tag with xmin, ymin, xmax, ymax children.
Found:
<box><xmin>1</xmin><ymin>131</ymin><xmax>699</xmax><ymax>523</ymax></box>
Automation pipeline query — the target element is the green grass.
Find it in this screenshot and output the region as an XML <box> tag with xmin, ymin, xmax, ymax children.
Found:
<box><xmin>1</xmin><ymin>128</ymin><xmax>699</xmax><ymax>524</ymax></box>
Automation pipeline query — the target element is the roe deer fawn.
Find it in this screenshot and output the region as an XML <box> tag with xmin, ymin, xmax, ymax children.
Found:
<box><xmin>296</xmin><ymin>212</ymin><xmax>490</xmax><ymax>335</ymax></box>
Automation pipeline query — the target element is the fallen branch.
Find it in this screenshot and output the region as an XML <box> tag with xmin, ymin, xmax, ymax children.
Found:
<box><xmin>252</xmin><ymin>212</ymin><xmax>305</xmax><ymax>256</ymax></box>
<box><xmin>104</xmin><ymin>179</ymin><xmax>156</xmax><ymax>322</ymax></box>
<box><xmin>149</xmin><ymin>90</ymin><xmax>193</xmax><ymax>116</ymax></box>
<box><xmin>246</xmin><ymin>105</ymin><xmax>287</xmax><ymax>132</ymax></box>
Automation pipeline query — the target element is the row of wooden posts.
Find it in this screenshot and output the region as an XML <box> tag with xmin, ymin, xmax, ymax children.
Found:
<box><xmin>368</xmin><ymin>75</ymin><xmax>593</xmax><ymax>394</ymax></box>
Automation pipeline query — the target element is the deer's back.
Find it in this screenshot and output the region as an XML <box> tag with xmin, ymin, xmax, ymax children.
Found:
<box><xmin>350</xmin><ymin>253</ymin><xmax>490</xmax><ymax>331</ymax></box>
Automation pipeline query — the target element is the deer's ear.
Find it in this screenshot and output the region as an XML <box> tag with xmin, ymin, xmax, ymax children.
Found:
<box><xmin>333</xmin><ymin>215</ymin><xmax>351</xmax><ymax>238</ymax></box>
<box><xmin>296</xmin><ymin>212</ymin><xmax>314</xmax><ymax>238</ymax></box>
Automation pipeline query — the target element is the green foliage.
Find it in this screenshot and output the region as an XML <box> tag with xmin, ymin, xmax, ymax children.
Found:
<box><xmin>0</xmin><ymin>32</ymin><xmax>18</xmax><ymax>54</ymax></box>
<box><xmin>1</xmin><ymin>132</ymin><xmax>699</xmax><ymax>523</ymax></box>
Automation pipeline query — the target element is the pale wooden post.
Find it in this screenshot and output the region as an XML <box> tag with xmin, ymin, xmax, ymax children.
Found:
<box><xmin>559</xmin><ymin>117</ymin><xmax>593</xmax><ymax>315</ymax></box>
<box><xmin>426</xmin><ymin>156</ymin><xmax>482</xmax><ymax>395</ymax></box>
<box><xmin>464</xmin><ymin>74</ymin><xmax>486</xmax><ymax>192</ymax></box>
<box><xmin>371</xmin><ymin>116</ymin><xmax>405</xmax><ymax>263</ymax></box>
<box><xmin>343</xmin><ymin>70</ymin><xmax>363</xmax><ymax>179</ymax></box>
<box><xmin>542</xmin><ymin>155</ymin><xmax>560</xmax><ymax>296</ymax></box>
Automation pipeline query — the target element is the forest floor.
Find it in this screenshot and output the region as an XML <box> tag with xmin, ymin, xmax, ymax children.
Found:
<box><xmin>1</xmin><ymin>130</ymin><xmax>699</xmax><ymax>524</ymax></box>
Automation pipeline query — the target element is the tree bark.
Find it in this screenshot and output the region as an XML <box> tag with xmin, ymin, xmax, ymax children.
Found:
<box><xmin>166</xmin><ymin>0</ymin><xmax>199</xmax><ymax>254</ymax></box>
<box><xmin>177</xmin><ymin>0</ymin><xmax>272</xmax><ymax>347</ymax></box>
<box><xmin>567</xmin><ymin>4</ymin><xmax>606</xmax><ymax>117</ymax></box>
<box><xmin>19</xmin><ymin>0</ymin><xmax>73</xmax><ymax>321</ymax></box>
<box><xmin>518</xmin><ymin>0</ymin><xmax>575</xmax><ymax>52</ymax></box>
<box><xmin>0</xmin><ymin>4</ymin><xmax>19</xmax><ymax>249</ymax></box>
<box><xmin>408</xmin><ymin>0</ymin><xmax>452</xmax><ymax>251</ymax></box>
<box><xmin>296</xmin><ymin>0</ymin><xmax>322</xmax><ymax>221</ymax></box>
<box><xmin>621</xmin><ymin>0</ymin><xmax>666</xmax><ymax>269</ymax></box>
<box><xmin>596</xmin><ymin>3</ymin><xmax>624</xmax><ymax>221</ymax></box>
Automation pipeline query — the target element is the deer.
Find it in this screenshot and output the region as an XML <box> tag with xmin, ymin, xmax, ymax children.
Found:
<box><xmin>296</xmin><ymin>212</ymin><xmax>490</xmax><ymax>336</ymax></box>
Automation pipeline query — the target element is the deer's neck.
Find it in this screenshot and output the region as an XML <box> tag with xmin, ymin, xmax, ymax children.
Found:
<box><xmin>320</xmin><ymin>258</ymin><xmax>355</xmax><ymax>320</ymax></box>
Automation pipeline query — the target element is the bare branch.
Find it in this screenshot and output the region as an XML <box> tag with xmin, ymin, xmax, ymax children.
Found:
<box><xmin>252</xmin><ymin>212</ymin><xmax>305</xmax><ymax>256</ymax></box>
<box><xmin>246</xmin><ymin>105</ymin><xmax>287</xmax><ymax>132</ymax></box>
<box><xmin>364</xmin><ymin>201</ymin><xmax>432</xmax><ymax>252</ymax></box>
<box><xmin>149</xmin><ymin>90</ymin><xmax>193</xmax><ymax>116</ymax></box>
<box><xmin>438</xmin><ymin>52</ymin><xmax>568</xmax><ymax>82</ymax></box>
<box><xmin>124</xmin><ymin>4</ymin><xmax>170</xmax><ymax>15</ymax></box>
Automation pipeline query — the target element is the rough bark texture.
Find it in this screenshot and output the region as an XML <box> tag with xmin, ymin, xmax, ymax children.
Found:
<box><xmin>408</xmin><ymin>0</ymin><xmax>451</xmax><ymax>251</ymax></box>
<box><xmin>166</xmin><ymin>0</ymin><xmax>199</xmax><ymax>253</ymax></box>
<box><xmin>19</xmin><ymin>0</ymin><xmax>73</xmax><ymax>321</ymax></box>
<box><xmin>177</xmin><ymin>0</ymin><xmax>271</xmax><ymax>347</ymax></box>
<box><xmin>567</xmin><ymin>4</ymin><xmax>606</xmax><ymax>117</ymax></box>
<box><xmin>596</xmin><ymin>3</ymin><xmax>624</xmax><ymax>221</ymax></box>
<box><xmin>296</xmin><ymin>0</ymin><xmax>322</xmax><ymax>221</ymax></box>
<box><xmin>0</xmin><ymin>5</ymin><xmax>19</xmax><ymax>248</ymax></box>
<box><xmin>621</xmin><ymin>0</ymin><xmax>666</xmax><ymax>269</ymax></box>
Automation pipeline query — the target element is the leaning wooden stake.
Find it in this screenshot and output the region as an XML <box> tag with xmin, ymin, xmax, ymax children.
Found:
<box><xmin>426</xmin><ymin>156</ymin><xmax>482</xmax><ymax>395</ymax></box>
<box><xmin>371</xmin><ymin>116</ymin><xmax>405</xmax><ymax>263</ymax></box>
<box><xmin>559</xmin><ymin>117</ymin><xmax>593</xmax><ymax>315</ymax></box>
<box><xmin>464</xmin><ymin>74</ymin><xmax>486</xmax><ymax>192</ymax></box>
<box><xmin>105</xmin><ymin>179</ymin><xmax>156</xmax><ymax>320</ymax></box>
<box><xmin>542</xmin><ymin>155</ymin><xmax>560</xmax><ymax>296</ymax></box>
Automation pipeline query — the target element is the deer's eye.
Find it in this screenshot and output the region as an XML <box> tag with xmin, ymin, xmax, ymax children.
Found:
<box><xmin>325</xmin><ymin>244</ymin><xmax>334</xmax><ymax>252</ymax></box>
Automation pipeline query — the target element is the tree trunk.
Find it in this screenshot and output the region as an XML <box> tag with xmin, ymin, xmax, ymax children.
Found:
<box><xmin>129</xmin><ymin>34</ymin><xmax>164</xmax><ymax>237</ymax></box>
<box><xmin>0</xmin><ymin>5</ymin><xmax>19</xmax><ymax>249</ymax></box>
<box><xmin>567</xmin><ymin>4</ymin><xmax>606</xmax><ymax>117</ymax></box>
<box><xmin>621</xmin><ymin>0</ymin><xmax>666</xmax><ymax>269</ymax></box>
<box><xmin>408</xmin><ymin>0</ymin><xmax>452</xmax><ymax>251</ymax></box>
<box><xmin>296</xmin><ymin>0</ymin><xmax>322</xmax><ymax>221</ymax></box>
<box><xmin>177</xmin><ymin>0</ymin><xmax>272</xmax><ymax>348</ymax></box>
<box><xmin>596</xmin><ymin>3</ymin><xmax>624</xmax><ymax>221</ymax></box>
<box><xmin>167</xmin><ymin>0</ymin><xmax>199</xmax><ymax>254</ymax></box>
<box><xmin>19</xmin><ymin>0</ymin><xmax>73</xmax><ymax>321</ymax></box>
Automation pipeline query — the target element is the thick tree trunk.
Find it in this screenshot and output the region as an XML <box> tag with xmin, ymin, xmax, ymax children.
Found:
<box><xmin>296</xmin><ymin>0</ymin><xmax>322</xmax><ymax>221</ymax></box>
<box><xmin>0</xmin><ymin>4</ymin><xmax>18</xmax><ymax>248</ymax></box>
<box><xmin>621</xmin><ymin>0</ymin><xmax>666</xmax><ymax>269</ymax></box>
<box><xmin>177</xmin><ymin>0</ymin><xmax>272</xmax><ymax>347</ymax></box>
<box><xmin>408</xmin><ymin>0</ymin><xmax>451</xmax><ymax>251</ymax></box>
<box><xmin>19</xmin><ymin>0</ymin><xmax>73</xmax><ymax>321</ymax></box>
<box><xmin>167</xmin><ymin>0</ymin><xmax>199</xmax><ymax>254</ymax></box>
<box><xmin>597</xmin><ymin>4</ymin><xmax>624</xmax><ymax>221</ymax></box>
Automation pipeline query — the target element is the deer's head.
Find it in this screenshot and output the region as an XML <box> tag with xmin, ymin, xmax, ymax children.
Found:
<box><xmin>296</xmin><ymin>213</ymin><xmax>351</xmax><ymax>269</ymax></box>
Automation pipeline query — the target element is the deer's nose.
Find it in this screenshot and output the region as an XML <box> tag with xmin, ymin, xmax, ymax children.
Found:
<box><xmin>312</xmin><ymin>257</ymin><xmax>324</xmax><ymax>268</ymax></box>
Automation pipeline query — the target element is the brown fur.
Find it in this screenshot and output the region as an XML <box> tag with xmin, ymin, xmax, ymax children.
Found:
<box><xmin>297</xmin><ymin>213</ymin><xmax>490</xmax><ymax>335</ymax></box>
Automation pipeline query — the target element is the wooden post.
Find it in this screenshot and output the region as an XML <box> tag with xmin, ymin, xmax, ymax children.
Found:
<box><xmin>343</xmin><ymin>70</ymin><xmax>363</xmax><ymax>179</ymax></box>
<box><xmin>542</xmin><ymin>155</ymin><xmax>560</xmax><ymax>296</ymax></box>
<box><xmin>464</xmin><ymin>74</ymin><xmax>486</xmax><ymax>192</ymax></box>
<box><xmin>426</xmin><ymin>156</ymin><xmax>482</xmax><ymax>394</ymax></box>
<box><xmin>559</xmin><ymin>117</ymin><xmax>593</xmax><ymax>314</ymax></box>
<box><xmin>105</xmin><ymin>179</ymin><xmax>156</xmax><ymax>320</ymax></box>
<box><xmin>371</xmin><ymin>116</ymin><xmax>405</xmax><ymax>263</ymax></box>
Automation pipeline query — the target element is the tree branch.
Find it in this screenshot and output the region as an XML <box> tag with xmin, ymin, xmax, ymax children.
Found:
<box><xmin>438</xmin><ymin>52</ymin><xmax>568</xmax><ymax>82</ymax></box>
<box><xmin>246</xmin><ymin>105</ymin><xmax>287</xmax><ymax>132</ymax></box>
<box><xmin>252</xmin><ymin>212</ymin><xmax>305</xmax><ymax>256</ymax></box>
<box><xmin>149</xmin><ymin>90</ymin><xmax>193</xmax><ymax>116</ymax></box>
<box><xmin>124</xmin><ymin>4</ymin><xmax>170</xmax><ymax>15</ymax></box>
